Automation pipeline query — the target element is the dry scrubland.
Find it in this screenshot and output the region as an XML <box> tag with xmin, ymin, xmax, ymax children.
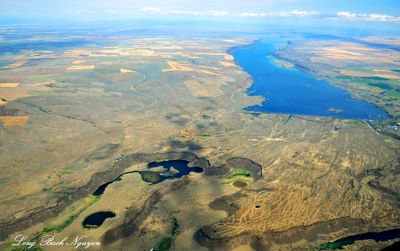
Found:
<box><xmin>0</xmin><ymin>35</ymin><xmax>399</xmax><ymax>251</ymax></box>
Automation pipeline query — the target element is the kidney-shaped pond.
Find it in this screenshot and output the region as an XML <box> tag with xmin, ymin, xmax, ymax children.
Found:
<box><xmin>82</xmin><ymin>211</ymin><xmax>116</xmax><ymax>229</ymax></box>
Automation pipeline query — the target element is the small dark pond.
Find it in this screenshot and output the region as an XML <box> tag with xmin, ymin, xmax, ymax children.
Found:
<box><xmin>232</xmin><ymin>180</ymin><xmax>248</xmax><ymax>188</ymax></box>
<box><xmin>82</xmin><ymin>211</ymin><xmax>116</xmax><ymax>229</ymax></box>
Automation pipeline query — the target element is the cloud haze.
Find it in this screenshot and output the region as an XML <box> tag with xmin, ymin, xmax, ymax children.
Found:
<box><xmin>0</xmin><ymin>0</ymin><xmax>399</xmax><ymax>23</ymax></box>
<box><xmin>139</xmin><ymin>7</ymin><xmax>400</xmax><ymax>23</ymax></box>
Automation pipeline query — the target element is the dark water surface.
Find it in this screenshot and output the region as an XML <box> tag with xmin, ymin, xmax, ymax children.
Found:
<box><xmin>319</xmin><ymin>229</ymin><xmax>400</xmax><ymax>250</ymax></box>
<box><xmin>232</xmin><ymin>41</ymin><xmax>389</xmax><ymax>119</ymax></box>
<box><xmin>92</xmin><ymin>159</ymin><xmax>203</xmax><ymax>196</ymax></box>
<box><xmin>141</xmin><ymin>159</ymin><xmax>203</xmax><ymax>184</ymax></box>
<box><xmin>82</xmin><ymin>211</ymin><xmax>116</xmax><ymax>228</ymax></box>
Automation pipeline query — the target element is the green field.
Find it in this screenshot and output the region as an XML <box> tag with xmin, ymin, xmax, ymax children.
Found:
<box><xmin>336</xmin><ymin>75</ymin><xmax>396</xmax><ymax>91</ymax></box>
<box><xmin>155</xmin><ymin>217</ymin><xmax>180</xmax><ymax>251</ymax></box>
<box><xmin>226</xmin><ymin>168</ymin><xmax>252</xmax><ymax>179</ymax></box>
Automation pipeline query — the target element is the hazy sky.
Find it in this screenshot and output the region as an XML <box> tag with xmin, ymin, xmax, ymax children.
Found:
<box><xmin>1</xmin><ymin>0</ymin><xmax>399</xmax><ymax>23</ymax></box>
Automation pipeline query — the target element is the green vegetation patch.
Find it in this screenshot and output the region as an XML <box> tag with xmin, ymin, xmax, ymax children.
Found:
<box><xmin>387</xmin><ymin>90</ymin><xmax>400</xmax><ymax>99</ymax></box>
<box><xmin>227</xmin><ymin>168</ymin><xmax>252</xmax><ymax>179</ymax></box>
<box><xmin>349</xmin><ymin>67</ymin><xmax>374</xmax><ymax>73</ymax></box>
<box><xmin>6</xmin><ymin>195</ymin><xmax>101</xmax><ymax>250</ymax></box>
<box><xmin>94</xmin><ymin>67</ymin><xmax>118</xmax><ymax>74</ymax></box>
<box><xmin>43</xmin><ymin>195</ymin><xmax>100</xmax><ymax>233</ymax></box>
<box><xmin>24</xmin><ymin>74</ymin><xmax>59</xmax><ymax>82</ymax></box>
<box><xmin>9</xmin><ymin>245</ymin><xmax>43</xmax><ymax>251</ymax></box>
<box><xmin>139</xmin><ymin>171</ymin><xmax>161</xmax><ymax>184</ymax></box>
<box><xmin>2</xmin><ymin>231</ymin><xmax>44</xmax><ymax>251</ymax></box>
<box><xmin>367</xmin><ymin>83</ymin><xmax>393</xmax><ymax>90</ymax></box>
<box><xmin>363</xmin><ymin>76</ymin><xmax>390</xmax><ymax>81</ymax></box>
<box><xmin>389</xmin><ymin>78</ymin><xmax>400</xmax><ymax>85</ymax></box>
<box><xmin>0</xmin><ymin>60</ymin><xmax>12</xmax><ymax>68</ymax></box>
<box><xmin>316</xmin><ymin>239</ymin><xmax>355</xmax><ymax>250</ymax></box>
<box><xmin>336</xmin><ymin>75</ymin><xmax>390</xmax><ymax>82</ymax></box>
<box><xmin>336</xmin><ymin>75</ymin><xmax>396</xmax><ymax>91</ymax></box>
<box><xmin>200</xmin><ymin>132</ymin><xmax>214</xmax><ymax>137</ymax></box>
<box><xmin>335</xmin><ymin>75</ymin><xmax>353</xmax><ymax>80</ymax></box>
<box><xmin>155</xmin><ymin>217</ymin><xmax>180</xmax><ymax>251</ymax></box>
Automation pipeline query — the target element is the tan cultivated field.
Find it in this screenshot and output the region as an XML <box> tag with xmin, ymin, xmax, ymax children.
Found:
<box><xmin>162</xmin><ymin>61</ymin><xmax>193</xmax><ymax>72</ymax></box>
<box><xmin>66</xmin><ymin>65</ymin><xmax>96</xmax><ymax>70</ymax></box>
<box><xmin>184</xmin><ymin>79</ymin><xmax>223</xmax><ymax>97</ymax></box>
<box><xmin>72</xmin><ymin>59</ymin><xmax>86</xmax><ymax>64</ymax></box>
<box><xmin>0</xmin><ymin>116</ymin><xmax>29</xmax><ymax>126</ymax></box>
<box><xmin>224</xmin><ymin>54</ymin><xmax>234</xmax><ymax>61</ymax></box>
<box><xmin>219</xmin><ymin>61</ymin><xmax>236</xmax><ymax>67</ymax></box>
<box><xmin>7</xmin><ymin>61</ymin><xmax>26</xmax><ymax>69</ymax></box>
<box><xmin>0</xmin><ymin>82</ymin><xmax>20</xmax><ymax>88</ymax></box>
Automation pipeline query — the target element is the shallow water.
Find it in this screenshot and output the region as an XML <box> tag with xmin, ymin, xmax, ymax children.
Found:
<box><xmin>232</xmin><ymin>41</ymin><xmax>389</xmax><ymax>119</ymax></box>
<box><xmin>92</xmin><ymin>159</ymin><xmax>203</xmax><ymax>195</ymax></box>
<box><xmin>142</xmin><ymin>159</ymin><xmax>203</xmax><ymax>184</ymax></box>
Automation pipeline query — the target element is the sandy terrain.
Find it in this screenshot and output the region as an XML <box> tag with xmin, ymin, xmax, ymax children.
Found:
<box><xmin>0</xmin><ymin>87</ymin><xmax>31</xmax><ymax>101</ymax></box>
<box><xmin>0</xmin><ymin>35</ymin><xmax>398</xmax><ymax>251</ymax></box>
<box><xmin>27</xmin><ymin>80</ymin><xmax>56</xmax><ymax>87</ymax></box>
<box><xmin>0</xmin><ymin>82</ymin><xmax>20</xmax><ymax>88</ymax></box>
<box><xmin>120</xmin><ymin>68</ymin><xmax>135</xmax><ymax>74</ymax></box>
<box><xmin>219</xmin><ymin>61</ymin><xmax>236</xmax><ymax>67</ymax></box>
<box><xmin>162</xmin><ymin>61</ymin><xmax>193</xmax><ymax>72</ymax></box>
<box><xmin>72</xmin><ymin>60</ymin><xmax>86</xmax><ymax>64</ymax></box>
<box><xmin>340</xmin><ymin>70</ymin><xmax>373</xmax><ymax>77</ymax></box>
<box><xmin>66</xmin><ymin>65</ymin><xmax>96</xmax><ymax>70</ymax></box>
<box><xmin>184</xmin><ymin>79</ymin><xmax>223</xmax><ymax>97</ymax></box>
<box><xmin>7</xmin><ymin>61</ymin><xmax>26</xmax><ymax>69</ymax></box>
<box><xmin>374</xmin><ymin>74</ymin><xmax>400</xmax><ymax>79</ymax></box>
<box><xmin>301</xmin><ymin>41</ymin><xmax>400</xmax><ymax>64</ymax></box>
<box><xmin>0</xmin><ymin>116</ymin><xmax>29</xmax><ymax>126</ymax></box>
<box><xmin>224</xmin><ymin>54</ymin><xmax>234</xmax><ymax>61</ymax></box>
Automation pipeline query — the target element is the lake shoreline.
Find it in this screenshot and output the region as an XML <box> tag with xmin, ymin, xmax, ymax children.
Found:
<box><xmin>230</xmin><ymin>40</ymin><xmax>389</xmax><ymax>120</ymax></box>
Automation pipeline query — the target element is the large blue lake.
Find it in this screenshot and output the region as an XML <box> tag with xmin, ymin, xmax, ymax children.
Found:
<box><xmin>231</xmin><ymin>41</ymin><xmax>389</xmax><ymax>119</ymax></box>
